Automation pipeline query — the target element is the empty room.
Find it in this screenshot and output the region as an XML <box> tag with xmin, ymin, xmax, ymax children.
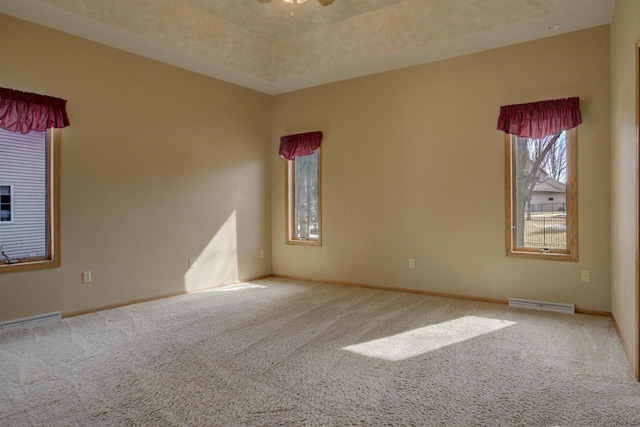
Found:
<box><xmin>1</xmin><ymin>0</ymin><xmax>639</xmax><ymax>425</ymax></box>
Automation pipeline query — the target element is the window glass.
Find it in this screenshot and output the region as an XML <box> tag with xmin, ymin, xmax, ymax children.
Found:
<box><xmin>506</xmin><ymin>129</ymin><xmax>577</xmax><ymax>260</ymax></box>
<box><xmin>0</xmin><ymin>128</ymin><xmax>59</xmax><ymax>269</ymax></box>
<box><xmin>286</xmin><ymin>149</ymin><xmax>321</xmax><ymax>245</ymax></box>
<box><xmin>0</xmin><ymin>185</ymin><xmax>12</xmax><ymax>222</ymax></box>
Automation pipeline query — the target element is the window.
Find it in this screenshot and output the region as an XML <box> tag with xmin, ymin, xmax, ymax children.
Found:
<box><xmin>286</xmin><ymin>148</ymin><xmax>321</xmax><ymax>245</ymax></box>
<box><xmin>0</xmin><ymin>185</ymin><xmax>12</xmax><ymax>223</ymax></box>
<box><xmin>505</xmin><ymin>129</ymin><xmax>577</xmax><ymax>261</ymax></box>
<box><xmin>0</xmin><ymin>128</ymin><xmax>60</xmax><ymax>271</ymax></box>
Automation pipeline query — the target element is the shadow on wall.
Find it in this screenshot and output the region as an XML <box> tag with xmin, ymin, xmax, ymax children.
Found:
<box><xmin>184</xmin><ymin>210</ymin><xmax>239</xmax><ymax>292</ymax></box>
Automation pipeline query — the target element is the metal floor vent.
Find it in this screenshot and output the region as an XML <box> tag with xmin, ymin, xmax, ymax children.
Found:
<box><xmin>508</xmin><ymin>298</ymin><xmax>575</xmax><ymax>314</ymax></box>
<box><xmin>0</xmin><ymin>312</ymin><xmax>61</xmax><ymax>331</ymax></box>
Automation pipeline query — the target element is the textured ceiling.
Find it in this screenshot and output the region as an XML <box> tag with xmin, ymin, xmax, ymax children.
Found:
<box><xmin>183</xmin><ymin>0</ymin><xmax>409</xmax><ymax>41</ymax></box>
<box><xmin>0</xmin><ymin>0</ymin><xmax>615</xmax><ymax>94</ymax></box>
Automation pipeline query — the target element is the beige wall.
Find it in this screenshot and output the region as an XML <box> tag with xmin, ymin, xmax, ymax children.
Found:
<box><xmin>0</xmin><ymin>15</ymin><xmax>616</xmax><ymax>326</ymax></box>
<box><xmin>610</xmin><ymin>0</ymin><xmax>640</xmax><ymax>374</ymax></box>
<box><xmin>272</xmin><ymin>26</ymin><xmax>612</xmax><ymax>312</ymax></box>
<box><xmin>0</xmin><ymin>14</ymin><xmax>272</xmax><ymax>322</ymax></box>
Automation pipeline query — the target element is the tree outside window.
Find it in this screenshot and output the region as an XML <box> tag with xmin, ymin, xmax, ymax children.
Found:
<box><xmin>286</xmin><ymin>149</ymin><xmax>321</xmax><ymax>245</ymax></box>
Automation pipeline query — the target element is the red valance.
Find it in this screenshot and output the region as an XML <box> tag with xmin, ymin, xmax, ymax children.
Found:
<box><xmin>0</xmin><ymin>87</ymin><xmax>70</xmax><ymax>134</ymax></box>
<box><xmin>497</xmin><ymin>97</ymin><xmax>581</xmax><ymax>139</ymax></box>
<box><xmin>279</xmin><ymin>131</ymin><xmax>322</xmax><ymax>160</ymax></box>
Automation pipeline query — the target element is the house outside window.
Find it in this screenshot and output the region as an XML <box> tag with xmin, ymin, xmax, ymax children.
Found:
<box><xmin>0</xmin><ymin>127</ymin><xmax>60</xmax><ymax>269</ymax></box>
<box><xmin>0</xmin><ymin>86</ymin><xmax>68</xmax><ymax>272</ymax></box>
<box><xmin>499</xmin><ymin>97</ymin><xmax>581</xmax><ymax>261</ymax></box>
<box><xmin>505</xmin><ymin>129</ymin><xmax>578</xmax><ymax>260</ymax></box>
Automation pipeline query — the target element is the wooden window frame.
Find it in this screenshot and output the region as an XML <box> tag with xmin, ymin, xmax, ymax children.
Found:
<box><xmin>0</xmin><ymin>128</ymin><xmax>61</xmax><ymax>273</ymax></box>
<box><xmin>504</xmin><ymin>128</ymin><xmax>578</xmax><ymax>261</ymax></box>
<box><xmin>634</xmin><ymin>33</ymin><xmax>640</xmax><ymax>381</ymax></box>
<box><xmin>285</xmin><ymin>148</ymin><xmax>322</xmax><ymax>246</ymax></box>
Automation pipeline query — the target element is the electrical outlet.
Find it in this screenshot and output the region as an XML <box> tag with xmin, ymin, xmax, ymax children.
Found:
<box><xmin>409</xmin><ymin>258</ymin><xmax>415</xmax><ymax>268</ymax></box>
<box><xmin>260</xmin><ymin>249</ymin><xmax>265</xmax><ymax>259</ymax></box>
<box><xmin>581</xmin><ymin>270</ymin><xmax>590</xmax><ymax>283</ymax></box>
<box><xmin>189</xmin><ymin>258</ymin><xmax>196</xmax><ymax>268</ymax></box>
<box><xmin>82</xmin><ymin>271</ymin><xmax>92</xmax><ymax>284</ymax></box>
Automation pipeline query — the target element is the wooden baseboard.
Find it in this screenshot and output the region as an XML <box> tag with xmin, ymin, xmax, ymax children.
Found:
<box><xmin>610</xmin><ymin>313</ymin><xmax>638</xmax><ymax>380</ymax></box>
<box><xmin>61</xmin><ymin>273</ymin><xmax>614</xmax><ymax>320</ymax></box>
<box><xmin>273</xmin><ymin>274</ymin><xmax>613</xmax><ymax>317</ymax></box>
<box><xmin>575</xmin><ymin>308</ymin><xmax>612</xmax><ymax>317</ymax></box>
<box><xmin>273</xmin><ymin>274</ymin><xmax>509</xmax><ymax>305</ymax></box>
<box><xmin>62</xmin><ymin>291</ymin><xmax>185</xmax><ymax>318</ymax></box>
<box><xmin>62</xmin><ymin>274</ymin><xmax>272</xmax><ymax>319</ymax></box>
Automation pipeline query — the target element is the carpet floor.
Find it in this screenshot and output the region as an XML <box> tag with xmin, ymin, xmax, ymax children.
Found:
<box><xmin>1</xmin><ymin>278</ymin><xmax>639</xmax><ymax>426</ymax></box>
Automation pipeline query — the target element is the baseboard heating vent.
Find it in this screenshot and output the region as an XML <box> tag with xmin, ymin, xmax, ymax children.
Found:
<box><xmin>0</xmin><ymin>312</ymin><xmax>61</xmax><ymax>331</ymax></box>
<box><xmin>508</xmin><ymin>298</ymin><xmax>575</xmax><ymax>314</ymax></box>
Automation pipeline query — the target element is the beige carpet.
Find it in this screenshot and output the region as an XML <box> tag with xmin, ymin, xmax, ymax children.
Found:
<box><xmin>1</xmin><ymin>278</ymin><xmax>639</xmax><ymax>426</ymax></box>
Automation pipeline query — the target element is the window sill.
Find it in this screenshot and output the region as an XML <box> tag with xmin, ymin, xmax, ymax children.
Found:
<box><xmin>0</xmin><ymin>258</ymin><xmax>60</xmax><ymax>273</ymax></box>
<box><xmin>286</xmin><ymin>239</ymin><xmax>322</xmax><ymax>247</ymax></box>
<box><xmin>507</xmin><ymin>250</ymin><xmax>577</xmax><ymax>262</ymax></box>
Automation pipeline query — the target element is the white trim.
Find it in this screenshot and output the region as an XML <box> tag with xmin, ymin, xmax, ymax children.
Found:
<box><xmin>0</xmin><ymin>184</ymin><xmax>14</xmax><ymax>224</ymax></box>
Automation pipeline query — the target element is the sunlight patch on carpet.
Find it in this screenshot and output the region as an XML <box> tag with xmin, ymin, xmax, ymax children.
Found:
<box><xmin>204</xmin><ymin>283</ymin><xmax>269</xmax><ymax>292</ymax></box>
<box><xmin>343</xmin><ymin>316</ymin><xmax>516</xmax><ymax>361</ymax></box>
